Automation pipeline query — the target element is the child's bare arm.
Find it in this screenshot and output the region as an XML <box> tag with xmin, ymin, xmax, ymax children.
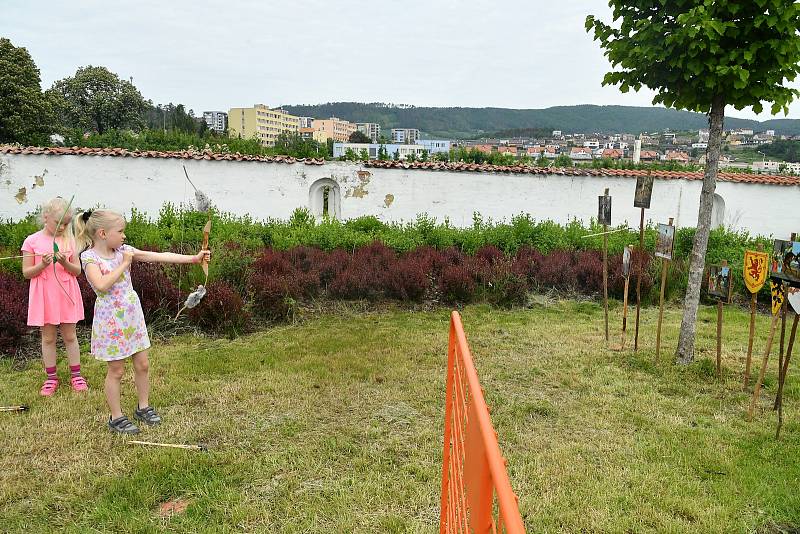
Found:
<box><xmin>55</xmin><ymin>251</ymin><xmax>82</xmax><ymax>276</ymax></box>
<box><xmin>21</xmin><ymin>253</ymin><xmax>51</xmax><ymax>279</ymax></box>
<box><xmin>132</xmin><ymin>247</ymin><xmax>209</xmax><ymax>265</ymax></box>
<box><xmin>84</xmin><ymin>249</ymin><xmax>134</xmax><ymax>292</ymax></box>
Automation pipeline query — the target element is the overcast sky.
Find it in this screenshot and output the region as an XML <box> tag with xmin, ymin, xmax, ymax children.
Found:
<box><xmin>4</xmin><ymin>0</ymin><xmax>800</xmax><ymax>121</ymax></box>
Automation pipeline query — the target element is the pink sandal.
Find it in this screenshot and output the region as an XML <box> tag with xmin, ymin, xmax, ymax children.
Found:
<box><xmin>70</xmin><ymin>376</ymin><xmax>89</xmax><ymax>392</ymax></box>
<box><xmin>40</xmin><ymin>378</ymin><xmax>59</xmax><ymax>397</ymax></box>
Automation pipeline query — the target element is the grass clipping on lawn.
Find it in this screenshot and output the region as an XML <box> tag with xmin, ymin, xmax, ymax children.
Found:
<box><xmin>0</xmin><ymin>302</ymin><xmax>798</xmax><ymax>532</ymax></box>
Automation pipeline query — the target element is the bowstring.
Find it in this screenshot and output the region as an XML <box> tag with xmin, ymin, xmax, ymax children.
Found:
<box><xmin>177</xmin><ymin>175</ymin><xmax>188</xmax><ymax>317</ymax></box>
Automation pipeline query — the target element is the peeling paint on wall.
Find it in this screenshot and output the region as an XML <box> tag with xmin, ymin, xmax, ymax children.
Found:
<box><xmin>15</xmin><ymin>187</ymin><xmax>27</xmax><ymax>204</ymax></box>
<box><xmin>346</xmin><ymin>169</ymin><xmax>372</xmax><ymax>198</ymax></box>
<box><xmin>384</xmin><ymin>194</ymin><xmax>394</xmax><ymax>207</ymax></box>
<box><xmin>32</xmin><ymin>169</ymin><xmax>47</xmax><ymax>189</ymax></box>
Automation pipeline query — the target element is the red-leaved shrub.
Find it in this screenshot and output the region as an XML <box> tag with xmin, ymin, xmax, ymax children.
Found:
<box><xmin>609</xmin><ymin>249</ymin><xmax>654</xmax><ymax>299</ymax></box>
<box><xmin>439</xmin><ymin>264</ymin><xmax>476</xmax><ymax>304</ymax></box>
<box><xmin>0</xmin><ymin>271</ymin><xmax>29</xmax><ymax>356</ymax></box>
<box><xmin>534</xmin><ymin>249</ymin><xmax>578</xmax><ymax>290</ymax></box>
<box><xmin>248</xmin><ymin>249</ymin><xmax>320</xmax><ymax>319</ymax></box>
<box><xmin>514</xmin><ymin>245</ymin><xmax>544</xmax><ymax>284</ymax></box>
<box><xmin>575</xmin><ymin>250</ymin><xmax>605</xmax><ymax>295</ymax></box>
<box><xmin>188</xmin><ymin>280</ymin><xmax>249</xmax><ymax>337</ymax></box>
<box><xmin>475</xmin><ymin>245</ymin><xmax>504</xmax><ymax>266</ymax></box>
<box><xmin>129</xmin><ymin>262</ymin><xmax>182</xmax><ymax>320</ymax></box>
<box><xmin>385</xmin><ymin>255</ymin><xmax>430</xmax><ymax>301</ymax></box>
<box><xmin>482</xmin><ymin>259</ymin><xmax>529</xmax><ymax>308</ymax></box>
<box><xmin>78</xmin><ymin>276</ymin><xmax>97</xmax><ymax>325</ymax></box>
<box><xmin>329</xmin><ymin>242</ymin><xmax>397</xmax><ymax>300</ymax></box>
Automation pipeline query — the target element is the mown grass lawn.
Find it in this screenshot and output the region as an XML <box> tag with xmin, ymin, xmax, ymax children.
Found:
<box><xmin>1</xmin><ymin>300</ymin><xmax>798</xmax><ymax>533</ymax></box>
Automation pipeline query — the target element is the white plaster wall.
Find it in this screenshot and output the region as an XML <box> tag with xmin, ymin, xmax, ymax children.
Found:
<box><xmin>1</xmin><ymin>154</ymin><xmax>797</xmax><ymax>238</ymax></box>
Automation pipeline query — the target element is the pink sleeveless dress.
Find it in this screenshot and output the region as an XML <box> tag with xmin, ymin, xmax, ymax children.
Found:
<box><xmin>21</xmin><ymin>230</ymin><xmax>84</xmax><ymax>326</ymax></box>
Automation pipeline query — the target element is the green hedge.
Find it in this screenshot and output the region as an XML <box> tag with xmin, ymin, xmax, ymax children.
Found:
<box><xmin>0</xmin><ymin>205</ymin><xmax>772</xmax><ymax>301</ymax></box>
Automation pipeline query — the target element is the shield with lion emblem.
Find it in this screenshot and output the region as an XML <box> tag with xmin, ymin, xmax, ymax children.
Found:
<box><xmin>743</xmin><ymin>250</ymin><xmax>768</xmax><ymax>294</ymax></box>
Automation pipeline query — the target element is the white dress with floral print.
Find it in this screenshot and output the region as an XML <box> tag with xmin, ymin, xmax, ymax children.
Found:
<box><xmin>80</xmin><ymin>245</ymin><xmax>151</xmax><ymax>361</ymax></box>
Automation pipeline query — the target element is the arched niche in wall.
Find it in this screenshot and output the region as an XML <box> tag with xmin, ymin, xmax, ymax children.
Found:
<box><xmin>711</xmin><ymin>193</ymin><xmax>725</xmax><ymax>229</ymax></box>
<box><xmin>309</xmin><ymin>178</ymin><xmax>341</xmax><ymax>220</ymax></box>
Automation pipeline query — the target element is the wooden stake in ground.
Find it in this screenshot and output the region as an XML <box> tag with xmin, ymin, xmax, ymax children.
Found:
<box><xmin>631</xmin><ymin>172</ymin><xmax>653</xmax><ymax>352</ymax></box>
<box><xmin>654</xmin><ymin>218</ymin><xmax>675</xmax><ymax>363</ymax></box>
<box><xmin>634</xmin><ymin>206</ymin><xmax>645</xmax><ymax>352</ymax></box>
<box><xmin>748</xmin><ymin>281</ymin><xmax>786</xmax><ymax>421</ymax></box>
<box><xmin>598</xmin><ymin>189</ymin><xmax>612</xmax><ymax>342</ymax></box>
<box><xmin>707</xmin><ymin>260</ymin><xmax>732</xmax><ymax>378</ymax></box>
<box><xmin>620</xmin><ymin>245</ymin><xmax>633</xmax><ymax>350</ymax></box>
<box><xmin>743</xmin><ymin>244</ymin><xmax>768</xmax><ymax>389</ymax></box>
<box><xmin>775</xmin><ymin>311</ymin><xmax>798</xmax><ymax>439</ymax></box>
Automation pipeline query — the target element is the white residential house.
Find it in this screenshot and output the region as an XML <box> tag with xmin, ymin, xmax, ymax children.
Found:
<box><xmin>202</xmin><ymin>111</ymin><xmax>228</xmax><ymax>134</ymax></box>
<box><xmin>297</xmin><ymin>117</ymin><xmax>315</xmax><ymax>129</ymax></box>
<box><xmin>391</xmin><ymin>128</ymin><xmax>420</xmax><ymax>144</ymax></box>
<box><xmin>583</xmin><ymin>140</ymin><xmax>600</xmax><ymax>149</ymax></box>
<box><xmin>356</xmin><ymin>123</ymin><xmax>381</xmax><ymax>143</ymax></box>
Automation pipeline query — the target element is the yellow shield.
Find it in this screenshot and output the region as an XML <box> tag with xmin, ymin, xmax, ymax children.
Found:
<box><xmin>771</xmin><ymin>281</ymin><xmax>785</xmax><ymax>316</ymax></box>
<box><xmin>743</xmin><ymin>250</ymin><xmax>768</xmax><ymax>294</ymax></box>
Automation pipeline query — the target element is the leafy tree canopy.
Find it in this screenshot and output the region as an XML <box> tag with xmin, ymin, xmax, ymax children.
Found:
<box><xmin>47</xmin><ymin>65</ymin><xmax>147</xmax><ymax>134</ymax></box>
<box><xmin>586</xmin><ymin>1</ymin><xmax>800</xmax><ymax>114</ymax></box>
<box><xmin>0</xmin><ymin>38</ymin><xmax>55</xmax><ymax>145</ymax></box>
<box><xmin>348</xmin><ymin>130</ymin><xmax>372</xmax><ymax>143</ymax></box>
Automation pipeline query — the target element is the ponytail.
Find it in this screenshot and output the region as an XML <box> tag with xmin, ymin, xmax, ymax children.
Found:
<box><xmin>73</xmin><ymin>209</ymin><xmax>124</xmax><ymax>252</ymax></box>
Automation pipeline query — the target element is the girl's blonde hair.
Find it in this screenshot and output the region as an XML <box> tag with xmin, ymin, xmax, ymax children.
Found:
<box><xmin>39</xmin><ymin>197</ymin><xmax>75</xmax><ymax>241</ymax></box>
<box><xmin>74</xmin><ymin>209</ymin><xmax>125</xmax><ymax>252</ymax></box>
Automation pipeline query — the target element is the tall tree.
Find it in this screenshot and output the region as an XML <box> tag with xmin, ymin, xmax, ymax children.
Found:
<box><xmin>0</xmin><ymin>38</ymin><xmax>55</xmax><ymax>145</ymax></box>
<box><xmin>348</xmin><ymin>130</ymin><xmax>372</xmax><ymax>143</ymax></box>
<box><xmin>587</xmin><ymin>2</ymin><xmax>800</xmax><ymax>363</ymax></box>
<box><xmin>47</xmin><ymin>66</ymin><xmax>146</xmax><ymax>134</ymax></box>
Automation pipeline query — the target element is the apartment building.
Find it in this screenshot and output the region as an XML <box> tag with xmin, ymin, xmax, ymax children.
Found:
<box><xmin>356</xmin><ymin>122</ymin><xmax>381</xmax><ymax>143</ymax></box>
<box><xmin>391</xmin><ymin>128</ymin><xmax>420</xmax><ymax>144</ymax></box>
<box><xmin>227</xmin><ymin>104</ymin><xmax>299</xmax><ymax>146</ymax></box>
<box><xmin>313</xmin><ymin>117</ymin><xmax>357</xmax><ymax>142</ymax></box>
<box><xmin>202</xmin><ymin>111</ymin><xmax>228</xmax><ymax>134</ymax></box>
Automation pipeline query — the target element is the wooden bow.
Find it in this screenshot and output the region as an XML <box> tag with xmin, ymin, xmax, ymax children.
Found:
<box><xmin>201</xmin><ymin>214</ymin><xmax>211</xmax><ymax>286</ymax></box>
<box><xmin>53</xmin><ymin>195</ymin><xmax>76</xmax><ymax>305</ymax></box>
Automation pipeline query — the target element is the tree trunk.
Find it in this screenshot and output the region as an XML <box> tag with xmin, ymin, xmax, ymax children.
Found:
<box><xmin>675</xmin><ymin>95</ymin><xmax>725</xmax><ymax>364</ymax></box>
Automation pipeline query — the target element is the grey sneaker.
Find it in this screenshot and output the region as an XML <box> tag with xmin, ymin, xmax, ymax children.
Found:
<box><xmin>134</xmin><ymin>406</ymin><xmax>162</xmax><ymax>426</ymax></box>
<box><xmin>109</xmin><ymin>415</ymin><xmax>140</xmax><ymax>435</ymax></box>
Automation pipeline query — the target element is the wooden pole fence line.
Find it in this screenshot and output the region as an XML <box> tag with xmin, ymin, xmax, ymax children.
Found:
<box><xmin>776</xmin><ymin>313</ymin><xmax>798</xmax><ymax>440</ymax></box>
<box><xmin>655</xmin><ymin>217</ymin><xmax>674</xmax><ymax>363</ymax></box>
<box><xmin>602</xmin><ymin>189</ymin><xmax>609</xmax><ymax>344</ymax></box>
<box><xmin>748</xmin><ymin>291</ymin><xmax>784</xmax><ymax>421</ymax></box>
<box><xmin>634</xmin><ymin>207</ymin><xmax>645</xmax><ymax>352</ymax></box>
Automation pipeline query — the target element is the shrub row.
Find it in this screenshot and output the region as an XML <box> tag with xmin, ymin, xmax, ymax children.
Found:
<box><xmin>0</xmin><ymin>241</ymin><xmax>664</xmax><ymax>356</ymax></box>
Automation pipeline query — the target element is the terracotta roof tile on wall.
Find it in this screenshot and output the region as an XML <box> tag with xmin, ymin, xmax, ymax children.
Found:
<box><xmin>1</xmin><ymin>145</ymin><xmax>797</xmax><ymax>185</ymax></box>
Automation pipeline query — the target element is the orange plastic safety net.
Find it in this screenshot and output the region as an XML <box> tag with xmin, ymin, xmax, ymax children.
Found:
<box><xmin>440</xmin><ymin>311</ymin><xmax>525</xmax><ymax>534</ymax></box>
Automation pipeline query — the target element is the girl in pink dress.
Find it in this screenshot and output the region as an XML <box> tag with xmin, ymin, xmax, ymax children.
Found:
<box><xmin>21</xmin><ymin>197</ymin><xmax>86</xmax><ymax>396</ymax></box>
<box><xmin>75</xmin><ymin>209</ymin><xmax>209</xmax><ymax>435</ymax></box>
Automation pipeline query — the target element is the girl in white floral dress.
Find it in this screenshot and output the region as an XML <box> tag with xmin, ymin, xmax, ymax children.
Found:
<box><xmin>75</xmin><ymin>209</ymin><xmax>210</xmax><ymax>434</ymax></box>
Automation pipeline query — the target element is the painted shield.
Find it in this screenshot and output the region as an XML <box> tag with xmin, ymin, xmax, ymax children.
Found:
<box><xmin>743</xmin><ymin>250</ymin><xmax>768</xmax><ymax>294</ymax></box>
<box><xmin>788</xmin><ymin>286</ymin><xmax>800</xmax><ymax>314</ymax></box>
<box><xmin>771</xmin><ymin>281</ymin><xmax>785</xmax><ymax>316</ymax></box>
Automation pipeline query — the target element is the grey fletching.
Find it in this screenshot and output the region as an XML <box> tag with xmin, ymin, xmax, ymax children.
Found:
<box><xmin>194</xmin><ymin>190</ymin><xmax>212</xmax><ymax>213</ymax></box>
<box><xmin>184</xmin><ymin>285</ymin><xmax>207</xmax><ymax>309</ymax></box>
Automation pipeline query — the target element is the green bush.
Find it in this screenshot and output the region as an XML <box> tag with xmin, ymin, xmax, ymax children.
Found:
<box><xmin>0</xmin><ymin>204</ymin><xmax>773</xmax><ymax>303</ymax></box>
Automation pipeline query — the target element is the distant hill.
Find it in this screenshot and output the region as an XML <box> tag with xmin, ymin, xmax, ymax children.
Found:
<box><xmin>281</xmin><ymin>102</ymin><xmax>800</xmax><ymax>139</ymax></box>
